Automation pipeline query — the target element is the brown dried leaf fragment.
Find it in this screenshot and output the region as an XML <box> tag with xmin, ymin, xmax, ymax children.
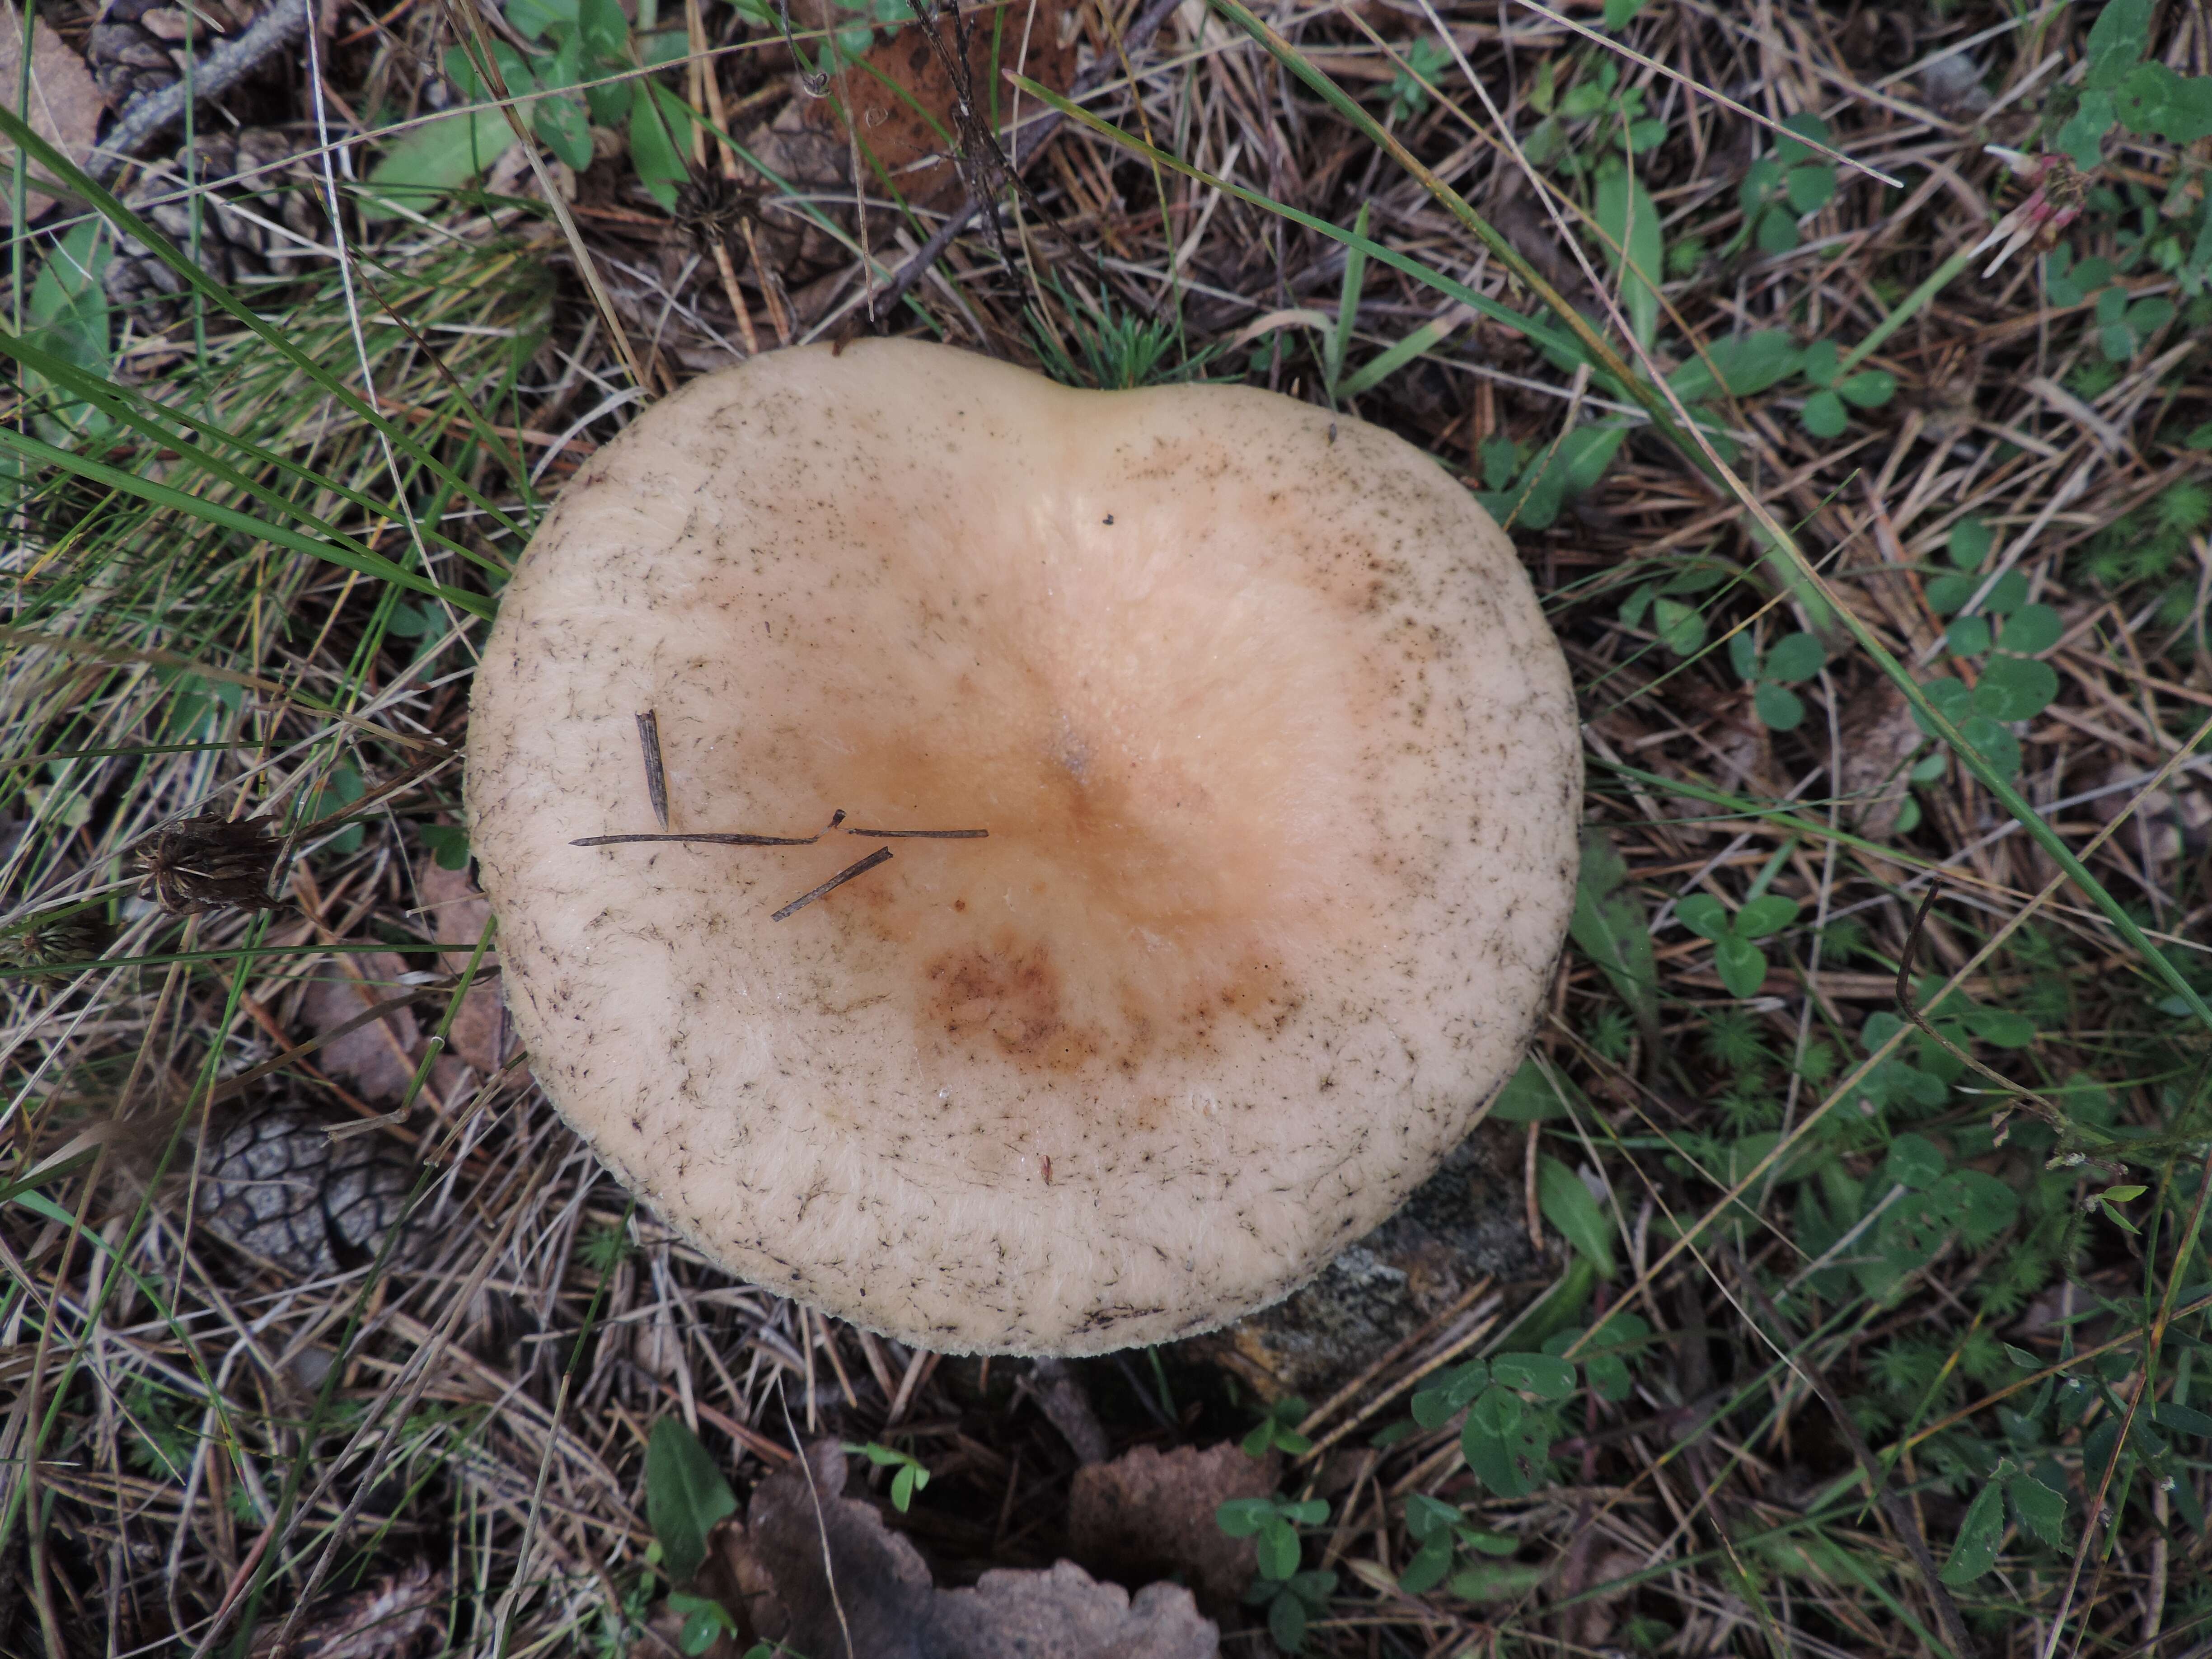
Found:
<box><xmin>797</xmin><ymin>0</ymin><xmax>1078</xmax><ymax>211</ymax></box>
<box><xmin>693</xmin><ymin>1440</ymin><xmax>1217</xmax><ymax>1659</ymax></box>
<box><xmin>1068</xmin><ymin>1442</ymin><xmax>1277</xmax><ymax>1617</ymax></box>
<box><xmin>245</xmin><ymin>1556</ymin><xmax>446</xmax><ymax>1657</ymax></box>
<box><xmin>0</xmin><ymin>1</ymin><xmax>108</xmax><ymax>224</ymax></box>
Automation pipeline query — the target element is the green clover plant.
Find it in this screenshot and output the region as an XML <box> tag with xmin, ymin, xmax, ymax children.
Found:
<box><xmin>1727</xmin><ymin>626</ymin><xmax>1825</xmax><ymax>731</ymax></box>
<box><xmin>1677</xmin><ymin>891</ymin><xmax>1800</xmax><ymax>999</ymax></box>
<box><xmin>1912</xmin><ymin>516</ymin><xmax>2063</xmax><ymax>779</ymax></box>
<box><xmin>365</xmin><ymin>0</ymin><xmax>694</xmax><ymax>217</ymax></box>
<box><xmin>1732</xmin><ymin>114</ymin><xmax>1837</xmax><ymax>256</ymax></box>
<box><xmin>1217</xmin><ymin>1494</ymin><xmax>1332</xmax><ymax>1651</ymax></box>
<box><xmin>1241</xmin><ymin>1394</ymin><xmax>1314</xmax><ymax>1458</ymax></box>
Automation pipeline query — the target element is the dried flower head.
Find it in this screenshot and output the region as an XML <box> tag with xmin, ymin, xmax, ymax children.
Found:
<box><xmin>134</xmin><ymin>811</ymin><xmax>284</xmax><ymax>914</ymax></box>
<box><xmin>1975</xmin><ymin>149</ymin><xmax>2088</xmax><ymax>275</ymax></box>
<box><xmin>0</xmin><ymin>909</ymin><xmax>114</xmax><ymax>975</ymax></box>
<box><xmin>671</xmin><ymin>173</ymin><xmax>761</xmax><ymax>258</ymax></box>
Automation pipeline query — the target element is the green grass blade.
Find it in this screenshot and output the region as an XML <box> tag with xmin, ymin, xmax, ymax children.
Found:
<box><xmin>1008</xmin><ymin>76</ymin><xmax>1585</xmax><ymax>361</ymax></box>
<box><xmin>0</xmin><ymin>326</ymin><xmax>502</xmax><ymax>581</ymax></box>
<box><xmin>0</xmin><ymin>101</ymin><xmax>527</xmax><ymax>543</ymax></box>
<box><xmin>0</xmin><ymin>426</ymin><xmax>495</xmax><ymax>617</ymax></box>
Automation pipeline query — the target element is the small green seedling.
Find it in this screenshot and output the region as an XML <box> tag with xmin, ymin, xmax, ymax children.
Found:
<box><xmin>365</xmin><ymin>0</ymin><xmax>694</xmax><ymax>217</ymax></box>
<box><xmin>21</xmin><ymin>221</ymin><xmax>115</xmax><ymax>448</ymax></box>
<box><xmin>843</xmin><ymin>1440</ymin><xmax>931</xmax><ymax>1511</ymax></box>
<box><xmin>1733</xmin><ymin>114</ymin><xmax>1837</xmax><ymax>256</ymax></box>
<box><xmin>645</xmin><ymin>1417</ymin><xmax>738</xmax><ymax>1584</ymax></box>
<box><xmin>1241</xmin><ymin>1394</ymin><xmax>1313</xmax><ymax>1458</ymax></box>
<box><xmin>1676</xmin><ymin>893</ymin><xmax>1800</xmax><ymax>1001</ymax></box>
<box><xmin>1617</xmin><ymin>557</ymin><xmax>1732</xmax><ymax>657</ymax></box>
<box><xmin>1383</xmin><ymin>38</ymin><xmax>1452</xmax><ymax>124</ymax></box>
<box><xmin>1397</xmin><ymin>1493</ymin><xmax>1519</xmax><ymax>1595</ymax></box>
<box><xmin>1912</xmin><ymin>516</ymin><xmax>2063</xmax><ymax>779</ymax></box>
<box><xmin>1940</xmin><ymin>1457</ymin><xmax>2073</xmax><ymax>1586</ymax></box>
<box><xmin>1523</xmin><ymin>58</ymin><xmax>1665</xmax><ymax>179</ymax></box>
<box><xmin>1727</xmin><ymin>627</ymin><xmax>1825</xmax><ymax>731</ymax></box>
<box><xmin>1795</xmin><ymin>339</ymin><xmax>1897</xmax><ymax>438</ymax></box>
<box><xmin>2088</xmin><ymin>1182</ymin><xmax>2149</xmax><ymax>1233</ymax></box>
<box><xmin>419</xmin><ymin>823</ymin><xmax>472</xmax><ymax>871</ymax></box>
<box><xmin>641</xmin><ymin>1417</ymin><xmax>751</xmax><ymax>1653</ymax></box>
<box><xmin>2055</xmin><ymin>0</ymin><xmax>2212</xmax><ymax>170</ymax></box>
<box><xmin>1218</xmin><ymin>1494</ymin><xmax>1332</xmax><ymax>1652</ymax></box>
<box><xmin>665</xmin><ymin>1591</ymin><xmax>742</xmax><ymax>1656</ymax></box>
<box><xmin>1408</xmin><ymin>1350</ymin><xmax>1578</xmax><ymax>1499</ymax></box>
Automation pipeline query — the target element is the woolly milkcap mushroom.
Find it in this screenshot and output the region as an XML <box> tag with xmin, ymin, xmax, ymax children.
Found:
<box><xmin>466</xmin><ymin>339</ymin><xmax>1579</xmax><ymax>1356</ymax></box>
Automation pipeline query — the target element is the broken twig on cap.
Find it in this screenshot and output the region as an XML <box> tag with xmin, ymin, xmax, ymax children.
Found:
<box><xmin>634</xmin><ymin>711</ymin><xmax>670</xmax><ymax>830</ymax></box>
<box><xmin>574</xmin><ymin>830</ymin><xmax>823</xmax><ymax>847</ymax></box>
<box><xmin>772</xmin><ymin>847</ymin><xmax>892</xmax><ymax>921</ymax></box>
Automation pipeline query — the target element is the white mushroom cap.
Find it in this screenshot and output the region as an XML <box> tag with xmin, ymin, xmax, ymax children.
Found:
<box><xmin>466</xmin><ymin>340</ymin><xmax>1579</xmax><ymax>1355</ymax></box>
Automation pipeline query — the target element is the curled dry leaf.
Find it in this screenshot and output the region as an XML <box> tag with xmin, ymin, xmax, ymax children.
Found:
<box><xmin>245</xmin><ymin>1557</ymin><xmax>446</xmax><ymax>1658</ymax></box>
<box><xmin>1067</xmin><ymin>1442</ymin><xmax>1278</xmax><ymax>1617</ymax></box>
<box><xmin>687</xmin><ymin>1439</ymin><xmax>1217</xmax><ymax>1659</ymax></box>
<box><xmin>799</xmin><ymin>0</ymin><xmax>1079</xmax><ymax>211</ymax></box>
<box><xmin>743</xmin><ymin>0</ymin><xmax>1080</xmax><ymax>291</ymax></box>
<box><xmin>0</xmin><ymin>0</ymin><xmax>108</xmax><ymax>224</ymax></box>
<box><xmin>1833</xmin><ymin>673</ymin><xmax>1926</xmax><ymax>840</ymax></box>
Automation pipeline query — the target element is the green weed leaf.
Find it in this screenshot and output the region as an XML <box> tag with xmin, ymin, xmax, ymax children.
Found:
<box><xmin>1940</xmin><ymin>1481</ymin><xmax>2007</xmax><ymax>1584</ymax></box>
<box><xmin>1596</xmin><ymin>167</ymin><xmax>1662</xmax><ymax>349</ymax></box>
<box><xmin>1762</xmin><ymin>631</ymin><xmax>1826</xmax><ymax>683</ymax></box>
<box><xmin>1713</xmin><ymin>933</ymin><xmax>1770</xmax><ymax>997</ymax></box>
<box><xmin>1973</xmin><ymin>655</ymin><xmax>2059</xmax><ymax>721</ymax></box>
<box><xmin>1256</xmin><ymin>1516</ymin><xmax>1300</xmax><ymax>1579</ymax></box>
<box><xmin>1752</xmin><ymin>682</ymin><xmax>1805</xmax><ymax>731</ymax></box>
<box><xmin>1570</xmin><ymin>830</ymin><xmax>1660</xmax><ymax>1039</ymax></box>
<box><xmin>1995</xmin><ymin>603</ymin><xmax>2063</xmax><ymax>655</ymax></box>
<box><xmin>2085</xmin><ymin>0</ymin><xmax>2152</xmax><ymax>91</ymax></box>
<box><xmin>534</xmin><ymin>92</ymin><xmax>593</xmax><ymax>170</ymax></box>
<box><xmin>1800</xmin><ymin>389</ymin><xmax>1847</xmax><ymax>438</ymax></box>
<box><xmin>1215</xmin><ymin>1497</ymin><xmax>1273</xmax><ymax>1537</ymax></box>
<box><xmin>1462</xmin><ymin>1416</ymin><xmax>1548</xmax><ymax>1497</ymax></box>
<box><xmin>1398</xmin><ymin>1531</ymin><xmax>1454</xmax><ymax>1593</ymax></box>
<box><xmin>362</xmin><ymin>108</ymin><xmax>519</xmax><ymax>220</ymax></box>
<box><xmin>1537</xmin><ymin>1156</ymin><xmax>1616</xmax><ymax>1276</ymax></box>
<box><xmin>628</xmin><ymin>82</ymin><xmax>693</xmax><ymax>210</ymax></box>
<box><xmin>1491</xmin><ymin>1353</ymin><xmax>1577</xmax><ymax>1401</ymax></box>
<box><xmin>646</xmin><ymin>1419</ymin><xmax>738</xmax><ymax>1585</ymax></box>
<box><xmin>1675</xmin><ymin>894</ymin><xmax>1729</xmax><ymax>941</ymax></box>
<box><xmin>1837</xmin><ymin>369</ymin><xmax>1895</xmax><ymax>408</ymax></box>
<box><xmin>2008</xmin><ymin>1472</ymin><xmax>2068</xmax><ymax>1547</ymax></box>
<box><xmin>1946</xmin><ymin>614</ymin><xmax>1992</xmax><ymax>656</ymax></box>
<box><xmin>1735</xmin><ymin>895</ymin><xmax>1800</xmax><ymax>939</ymax></box>
<box><xmin>1884</xmin><ymin>1133</ymin><xmax>1946</xmax><ymax>1191</ymax></box>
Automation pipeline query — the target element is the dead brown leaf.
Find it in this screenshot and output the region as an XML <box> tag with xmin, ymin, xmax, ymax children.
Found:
<box><xmin>1</xmin><ymin>1</ymin><xmax>107</xmax><ymax>224</ymax></box>
<box><xmin>302</xmin><ymin>954</ymin><xmax>423</xmax><ymax>1103</ymax></box>
<box><xmin>1833</xmin><ymin>673</ymin><xmax>1925</xmax><ymax>840</ymax></box>
<box><xmin>1067</xmin><ymin>1442</ymin><xmax>1276</xmax><ymax>1617</ymax></box>
<box><xmin>413</xmin><ymin>855</ymin><xmax>506</xmax><ymax>1077</ymax></box>
<box><xmin>692</xmin><ymin>1439</ymin><xmax>1218</xmax><ymax>1659</ymax></box>
<box><xmin>246</xmin><ymin>1557</ymin><xmax>445</xmax><ymax>1657</ymax></box>
<box><xmin>798</xmin><ymin>0</ymin><xmax>1078</xmax><ymax>211</ymax></box>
